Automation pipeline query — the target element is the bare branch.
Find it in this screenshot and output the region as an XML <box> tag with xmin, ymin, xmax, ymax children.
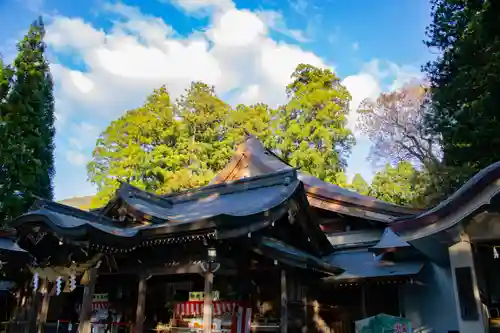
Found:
<box><xmin>357</xmin><ymin>83</ymin><xmax>442</xmax><ymax>171</ymax></box>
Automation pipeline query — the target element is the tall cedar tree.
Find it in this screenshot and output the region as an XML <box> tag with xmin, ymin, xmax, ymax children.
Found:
<box><xmin>274</xmin><ymin>64</ymin><xmax>355</xmax><ymax>185</ymax></box>
<box><xmin>0</xmin><ymin>17</ymin><xmax>55</xmax><ymax>223</ymax></box>
<box><xmin>424</xmin><ymin>0</ymin><xmax>500</xmax><ymax>192</ymax></box>
<box><xmin>88</xmin><ymin>83</ymin><xmax>238</xmax><ymax>207</ymax></box>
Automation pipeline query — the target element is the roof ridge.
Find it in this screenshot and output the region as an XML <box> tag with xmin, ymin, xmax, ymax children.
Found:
<box><xmin>162</xmin><ymin>169</ymin><xmax>298</xmax><ymax>203</ymax></box>
<box><xmin>33</xmin><ymin>199</ymin><xmax>116</xmax><ymax>225</ymax></box>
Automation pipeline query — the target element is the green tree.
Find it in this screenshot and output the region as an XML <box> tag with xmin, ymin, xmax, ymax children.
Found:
<box><xmin>369</xmin><ymin>162</ymin><xmax>427</xmax><ymax>207</ymax></box>
<box><xmin>349</xmin><ymin>173</ymin><xmax>370</xmax><ymax>195</ymax></box>
<box><xmin>88</xmin><ymin>83</ymin><xmax>238</xmax><ymax>207</ymax></box>
<box><xmin>89</xmin><ymin>86</ymin><xmax>186</xmax><ymax>206</ymax></box>
<box><xmin>274</xmin><ymin>64</ymin><xmax>355</xmax><ymax>185</ymax></box>
<box><xmin>227</xmin><ymin>103</ymin><xmax>275</xmax><ymax>146</ymax></box>
<box><xmin>423</xmin><ymin>0</ymin><xmax>498</xmax><ymax>193</ymax></box>
<box><xmin>0</xmin><ymin>57</ymin><xmax>13</xmax><ymax>101</ymax></box>
<box><xmin>88</xmin><ymin>65</ymin><xmax>356</xmax><ymax>205</ymax></box>
<box><xmin>175</xmin><ymin>81</ymin><xmax>235</xmax><ymax>174</ymax></box>
<box><xmin>0</xmin><ymin>17</ymin><xmax>55</xmax><ymax>222</ymax></box>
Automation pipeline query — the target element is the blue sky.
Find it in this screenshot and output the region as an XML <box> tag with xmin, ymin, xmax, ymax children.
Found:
<box><xmin>0</xmin><ymin>0</ymin><xmax>432</xmax><ymax>200</ymax></box>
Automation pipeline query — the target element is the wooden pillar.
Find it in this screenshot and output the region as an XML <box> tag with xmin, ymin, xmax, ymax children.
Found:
<box><xmin>27</xmin><ymin>290</ymin><xmax>42</xmax><ymax>333</ymax></box>
<box><xmin>203</xmin><ymin>264</ymin><xmax>214</xmax><ymax>333</ymax></box>
<box><xmin>280</xmin><ymin>270</ymin><xmax>287</xmax><ymax>333</ymax></box>
<box><xmin>9</xmin><ymin>281</ymin><xmax>28</xmax><ymax>333</ymax></box>
<box><xmin>78</xmin><ymin>268</ymin><xmax>98</xmax><ymax>333</ymax></box>
<box><xmin>135</xmin><ymin>276</ymin><xmax>148</xmax><ymax>333</ymax></box>
<box><xmin>361</xmin><ymin>284</ymin><xmax>367</xmax><ymax>318</ymax></box>
<box><xmin>37</xmin><ymin>282</ymin><xmax>51</xmax><ymax>333</ymax></box>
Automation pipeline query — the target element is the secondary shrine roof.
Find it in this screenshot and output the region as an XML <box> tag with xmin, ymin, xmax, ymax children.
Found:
<box><xmin>323</xmin><ymin>249</ymin><xmax>423</xmax><ymax>282</ymax></box>
<box><xmin>213</xmin><ymin>136</ymin><xmax>500</xmax><ymax>248</ymax></box>
<box><xmin>211</xmin><ymin>136</ymin><xmax>421</xmax><ymax>222</ymax></box>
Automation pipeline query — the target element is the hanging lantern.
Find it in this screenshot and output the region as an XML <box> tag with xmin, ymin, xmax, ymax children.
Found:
<box><xmin>33</xmin><ymin>273</ymin><xmax>39</xmax><ymax>292</ymax></box>
<box><xmin>56</xmin><ymin>276</ymin><xmax>62</xmax><ymax>296</ymax></box>
<box><xmin>69</xmin><ymin>275</ymin><xmax>76</xmax><ymax>291</ymax></box>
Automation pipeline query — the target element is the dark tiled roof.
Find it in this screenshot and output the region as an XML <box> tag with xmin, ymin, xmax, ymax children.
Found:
<box><xmin>212</xmin><ymin>136</ymin><xmax>420</xmax><ymax>222</ymax></box>
<box><xmin>12</xmin><ymin>170</ymin><xmax>303</xmax><ymax>243</ymax></box>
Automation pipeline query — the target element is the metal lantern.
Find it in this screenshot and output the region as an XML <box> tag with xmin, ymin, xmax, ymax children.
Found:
<box><xmin>207</xmin><ymin>247</ymin><xmax>217</xmax><ymax>263</ymax></box>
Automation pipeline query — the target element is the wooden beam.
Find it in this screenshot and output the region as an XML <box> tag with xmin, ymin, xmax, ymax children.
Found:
<box><xmin>99</xmin><ymin>263</ymin><xmax>237</xmax><ymax>276</ymax></box>
<box><xmin>78</xmin><ymin>268</ymin><xmax>98</xmax><ymax>333</ymax></box>
<box><xmin>135</xmin><ymin>276</ymin><xmax>147</xmax><ymax>333</ymax></box>
<box><xmin>280</xmin><ymin>270</ymin><xmax>288</xmax><ymax>333</ymax></box>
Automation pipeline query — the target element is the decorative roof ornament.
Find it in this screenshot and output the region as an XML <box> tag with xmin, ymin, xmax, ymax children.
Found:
<box><xmin>56</xmin><ymin>276</ymin><xmax>62</xmax><ymax>296</ymax></box>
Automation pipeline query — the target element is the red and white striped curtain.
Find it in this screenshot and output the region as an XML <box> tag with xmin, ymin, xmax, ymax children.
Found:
<box><xmin>174</xmin><ymin>301</ymin><xmax>251</xmax><ymax>333</ymax></box>
<box><xmin>92</xmin><ymin>301</ymin><xmax>110</xmax><ymax>310</ymax></box>
<box><xmin>174</xmin><ymin>301</ymin><xmax>237</xmax><ymax>316</ymax></box>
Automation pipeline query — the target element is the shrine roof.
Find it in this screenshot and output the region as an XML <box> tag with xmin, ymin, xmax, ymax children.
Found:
<box><xmin>0</xmin><ymin>237</ymin><xmax>27</xmax><ymax>253</ymax></box>
<box><xmin>369</xmin><ymin>228</ymin><xmax>411</xmax><ymax>254</ymax></box>
<box><xmin>254</xmin><ymin>236</ymin><xmax>343</xmax><ymax>275</ymax></box>
<box><xmin>211</xmin><ymin>136</ymin><xmax>420</xmax><ymax>222</ymax></box>
<box><xmin>323</xmin><ymin>249</ymin><xmax>423</xmax><ymax>282</ymax></box>
<box><xmin>12</xmin><ymin>169</ymin><xmax>307</xmax><ymax>245</ymax></box>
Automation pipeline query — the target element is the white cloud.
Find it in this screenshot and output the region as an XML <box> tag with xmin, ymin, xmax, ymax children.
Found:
<box><xmin>45</xmin><ymin>1</ymin><xmax>331</xmax><ymax>122</ymax></box>
<box><xmin>69</xmin><ymin>138</ymin><xmax>83</xmax><ymax>150</ymax></box>
<box><xmin>168</xmin><ymin>0</ymin><xmax>234</xmax><ymax>16</ymax></box>
<box><xmin>208</xmin><ymin>9</ymin><xmax>267</xmax><ymax>47</ymax></box>
<box><xmin>66</xmin><ymin>150</ymin><xmax>88</xmax><ymax>166</ymax></box>
<box><xmin>342</xmin><ymin>73</ymin><xmax>381</xmax><ymax>131</ymax></box>
<box><xmin>42</xmin><ymin>0</ymin><xmax>422</xmax><ymax>198</ymax></box>
<box><xmin>352</xmin><ymin>41</ymin><xmax>359</xmax><ymax>50</ymax></box>
<box><xmin>73</xmin><ymin>122</ymin><xmax>100</xmax><ymax>147</ymax></box>
<box><xmin>257</xmin><ymin>10</ymin><xmax>309</xmax><ymax>42</ymax></box>
<box><xmin>45</xmin><ymin>17</ymin><xmax>105</xmax><ymax>50</ymax></box>
<box><xmin>69</xmin><ymin>71</ymin><xmax>94</xmax><ymax>94</ymax></box>
<box><xmin>290</xmin><ymin>0</ymin><xmax>308</xmax><ymax>15</ymax></box>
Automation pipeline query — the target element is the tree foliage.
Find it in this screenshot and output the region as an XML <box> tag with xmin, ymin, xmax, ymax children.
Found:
<box><xmin>348</xmin><ymin>173</ymin><xmax>370</xmax><ymax>196</ymax></box>
<box><xmin>0</xmin><ymin>17</ymin><xmax>55</xmax><ymax>223</ymax></box>
<box><xmin>274</xmin><ymin>64</ymin><xmax>355</xmax><ymax>184</ymax></box>
<box><xmin>423</xmin><ymin>0</ymin><xmax>500</xmax><ymax>193</ymax></box>
<box><xmin>88</xmin><ymin>64</ymin><xmax>355</xmax><ymax>206</ymax></box>
<box><xmin>369</xmin><ymin>162</ymin><xmax>427</xmax><ymax>207</ymax></box>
